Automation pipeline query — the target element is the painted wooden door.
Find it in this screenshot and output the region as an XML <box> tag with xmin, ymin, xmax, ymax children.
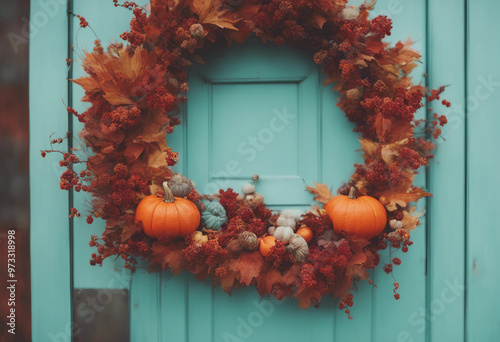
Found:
<box><xmin>30</xmin><ymin>0</ymin><xmax>500</xmax><ymax>341</ymax></box>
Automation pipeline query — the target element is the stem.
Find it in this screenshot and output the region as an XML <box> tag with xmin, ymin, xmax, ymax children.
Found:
<box><xmin>348</xmin><ymin>187</ymin><xmax>357</xmax><ymax>199</ymax></box>
<box><xmin>162</xmin><ymin>181</ymin><xmax>175</xmax><ymax>203</ymax></box>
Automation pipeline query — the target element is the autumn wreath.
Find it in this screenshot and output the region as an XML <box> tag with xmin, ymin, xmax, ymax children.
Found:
<box><xmin>43</xmin><ymin>0</ymin><xmax>449</xmax><ymax>316</ymax></box>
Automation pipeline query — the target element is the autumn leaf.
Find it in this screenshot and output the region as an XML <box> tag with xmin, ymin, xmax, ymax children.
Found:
<box><xmin>309</xmin><ymin>11</ymin><xmax>327</xmax><ymax>29</ymax></box>
<box><xmin>228</xmin><ymin>251</ymin><xmax>264</xmax><ymax>285</ymax></box>
<box><xmin>381</xmin><ymin>39</ymin><xmax>421</xmax><ymax>76</ymax></box>
<box><xmin>149</xmin><ymin>241</ymin><xmax>186</xmax><ymax>275</ymax></box>
<box><xmin>192</xmin><ymin>0</ymin><xmax>239</xmax><ymax>30</ymax></box>
<box><xmin>306</xmin><ymin>182</ymin><xmax>334</xmax><ymax>204</ymax></box>
<box><xmin>400</xmin><ymin>207</ymin><xmax>422</xmax><ymax>230</ymax></box>
<box><xmin>128</xmin><ymin>145</ymin><xmax>173</xmax><ymax>185</ymax></box>
<box><xmin>381</xmin><ymin>139</ymin><xmax>410</xmax><ymax>164</ymax></box>
<box><xmin>379</xmin><ymin>186</ymin><xmax>432</xmax><ymax>211</ymax></box>
<box><xmin>102</xmin><ymin>218</ymin><xmax>125</xmax><ymax>242</ymax></box>
<box><xmin>105</xmin><ymin>217</ymin><xmax>126</xmax><ymax>230</ymax></box>
<box><xmin>359</xmin><ymin>138</ymin><xmax>378</xmax><ymax>160</ymax></box>
<box><xmin>294</xmin><ymin>283</ymin><xmax>323</xmax><ymax>309</ymax></box>
<box><xmin>123</xmin><ymin>143</ymin><xmax>144</xmax><ymax>162</ymax></box>
<box><xmin>72</xmin><ymin>46</ymin><xmax>150</xmax><ymax>106</ymax></box>
<box><xmin>359</xmin><ymin>138</ymin><xmax>410</xmax><ymax>165</ymax></box>
<box><xmin>344</xmin><ymin>239</ymin><xmax>369</xmax><ymax>281</ymax></box>
<box><xmin>120</xmin><ymin>221</ymin><xmax>140</xmax><ymax>242</ymax></box>
<box><xmin>256</xmin><ymin>268</ymin><xmax>283</xmax><ymax>297</ymax></box>
<box><xmin>283</xmin><ymin>264</ymin><xmax>302</xmax><ymax>287</ymax></box>
<box><xmin>219</xmin><ymin>269</ymin><xmax>238</xmax><ymax>293</ymax></box>
<box><xmin>374</xmin><ymin>114</ymin><xmax>392</xmax><ymax>142</ymax></box>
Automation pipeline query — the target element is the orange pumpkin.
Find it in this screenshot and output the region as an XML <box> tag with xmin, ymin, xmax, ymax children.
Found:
<box><xmin>324</xmin><ymin>187</ymin><xmax>387</xmax><ymax>240</ymax></box>
<box><xmin>296</xmin><ymin>226</ymin><xmax>313</xmax><ymax>243</ymax></box>
<box><xmin>134</xmin><ymin>181</ymin><xmax>200</xmax><ymax>238</ymax></box>
<box><xmin>259</xmin><ymin>236</ymin><xmax>277</xmax><ymax>256</ymax></box>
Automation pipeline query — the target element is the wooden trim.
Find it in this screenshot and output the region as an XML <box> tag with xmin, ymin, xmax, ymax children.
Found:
<box><xmin>29</xmin><ymin>0</ymin><xmax>72</xmax><ymax>340</ymax></box>
<box><xmin>427</xmin><ymin>0</ymin><xmax>467</xmax><ymax>341</ymax></box>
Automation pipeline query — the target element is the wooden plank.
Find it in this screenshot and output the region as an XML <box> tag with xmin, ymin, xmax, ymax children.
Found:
<box><xmin>370</xmin><ymin>1</ymin><xmax>428</xmax><ymax>341</ymax></box>
<box><xmin>29</xmin><ymin>0</ymin><xmax>72</xmax><ymax>340</ymax></box>
<box><xmin>319</xmin><ymin>64</ymin><xmax>372</xmax><ymax>342</ymax></box>
<box><xmin>427</xmin><ymin>1</ymin><xmax>466</xmax><ymax>341</ymax></box>
<box><xmin>159</xmin><ymin>272</ymin><xmax>188</xmax><ymax>341</ymax></box>
<box><xmin>129</xmin><ymin>269</ymin><xmax>161</xmax><ymax>342</ymax></box>
<box><xmin>466</xmin><ymin>1</ymin><xmax>500</xmax><ymax>340</ymax></box>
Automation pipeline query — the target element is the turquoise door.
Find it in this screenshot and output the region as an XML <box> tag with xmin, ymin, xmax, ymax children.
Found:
<box><xmin>164</xmin><ymin>40</ymin><xmax>362</xmax><ymax>342</ymax></box>
<box><xmin>30</xmin><ymin>0</ymin><xmax>500</xmax><ymax>341</ymax></box>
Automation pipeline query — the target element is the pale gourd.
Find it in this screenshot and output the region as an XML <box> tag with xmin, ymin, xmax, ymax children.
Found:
<box><xmin>272</xmin><ymin>226</ymin><xmax>294</xmax><ymax>243</ymax></box>
<box><xmin>286</xmin><ymin>234</ymin><xmax>309</xmax><ymax>263</ymax></box>
<box><xmin>168</xmin><ymin>173</ymin><xmax>194</xmax><ymax>198</ymax></box>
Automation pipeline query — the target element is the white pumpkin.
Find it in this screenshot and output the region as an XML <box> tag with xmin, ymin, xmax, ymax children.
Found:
<box><xmin>276</xmin><ymin>210</ymin><xmax>301</xmax><ymax>231</ymax></box>
<box><xmin>272</xmin><ymin>226</ymin><xmax>294</xmax><ymax>243</ymax></box>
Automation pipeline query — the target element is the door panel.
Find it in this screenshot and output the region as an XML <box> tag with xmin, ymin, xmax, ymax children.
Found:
<box><xmin>186</xmin><ymin>41</ymin><xmax>324</xmax><ymax>208</ymax></box>
<box><xmin>175</xmin><ymin>40</ymin><xmax>362</xmax><ymax>342</ymax></box>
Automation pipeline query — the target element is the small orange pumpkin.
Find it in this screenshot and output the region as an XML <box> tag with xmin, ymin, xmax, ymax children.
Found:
<box><xmin>259</xmin><ymin>236</ymin><xmax>277</xmax><ymax>256</ymax></box>
<box><xmin>134</xmin><ymin>181</ymin><xmax>200</xmax><ymax>238</ymax></box>
<box><xmin>296</xmin><ymin>226</ymin><xmax>313</xmax><ymax>243</ymax></box>
<box><xmin>324</xmin><ymin>187</ymin><xmax>387</xmax><ymax>240</ymax></box>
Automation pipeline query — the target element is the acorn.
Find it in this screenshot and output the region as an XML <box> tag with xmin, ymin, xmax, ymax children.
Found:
<box><xmin>238</xmin><ymin>231</ymin><xmax>259</xmax><ymax>251</ymax></box>
<box><xmin>225</xmin><ymin>239</ymin><xmax>244</xmax><ymax>254</ymax></box>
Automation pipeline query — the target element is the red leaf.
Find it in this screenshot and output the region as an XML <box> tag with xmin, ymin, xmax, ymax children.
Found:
<box><xmin>228</xmin><ymin>251</ymin><xmax>264</xmax><ymax>285</ymax></box>
<box><xmin>374</xmin><ymin>114</ymin><xmax>392</xmax><ymax>142</ymax></box>
<box><xmin>123</xmin><ymin>143</ymin><xmax>144</xmax><ymax>162</ymax></box>
<box><xmin>219</xmin><ymin>270</ymin><xmax>238</xmax><ymax>293</ymax></box>
<box><xmin>283</xmin><ymin>264</ymin><xmax>302</xmax><ymax>287</ymax></box>
<box><xmin>120</xmin><ymin>221</ymin><xmax>140</xmax><ymax>242</ymax></box>
<box><xmin>294</xmin><ymin>283</ymin><xmax>322</xmax><ymax>309</ymax></box>
<box><xmin>256</xmin><ymin>268</ymin><xmax>283</xmax><ymax>297</ymax></box>
<box><xmin>149</xmin><ymin>241</ymin><xmax>186</xmax><ymax>275</ymax></box>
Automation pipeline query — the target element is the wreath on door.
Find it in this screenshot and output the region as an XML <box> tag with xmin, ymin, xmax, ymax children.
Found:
<box><xmin>43</xmin><ymin>0</ymin><xmax>449</xmax><ymax>316</ymax></box>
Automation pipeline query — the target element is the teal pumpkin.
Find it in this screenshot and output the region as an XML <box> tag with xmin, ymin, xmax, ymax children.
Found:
<box><xmin>202</xmin><ymin>201</ymin><xmax>227</xmax><ymax>230</ymax></box>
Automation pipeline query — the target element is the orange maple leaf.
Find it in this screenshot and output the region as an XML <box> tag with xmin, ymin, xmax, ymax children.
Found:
<box><xmin>294</xmin><ymin>283</ymin><xmax>323</xmax><ymax>309</ymax></box>
<box><xmin>256</xmin><ymin>268</ymin><xmax>283</xmax><ymax>297</ymax></box>
<box><xmin>306</xmin><ymin>182</ymin><xmax>334</xmax><ymax>204</ymax></box>
<box><xmin>379</xmin><ymin>186</ymin><xmax>432</xmax><ymax>211</ymax></box>
<box><xmin>228</xmin><ymin>251</ymin><xmax>264</xmax><ymax>286</ymax></box>
<box><xmin>72</xmin><ymin>46</ymin><xmax>150</xmax><ymax>106</ymax></box>
<box><xmin>192</xmin><ymin>0</ymin><xmax>239</xmax><ymax>30</ymax></box>
<box><xmin>219</xmin><ymin>269</ymin><xmax>238</xmax><ymax>293</ymax></box>
<box><xmin>149</xmin><ymin>241</ymin><xmax>186</xmax><ymax>275</ymax></box>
